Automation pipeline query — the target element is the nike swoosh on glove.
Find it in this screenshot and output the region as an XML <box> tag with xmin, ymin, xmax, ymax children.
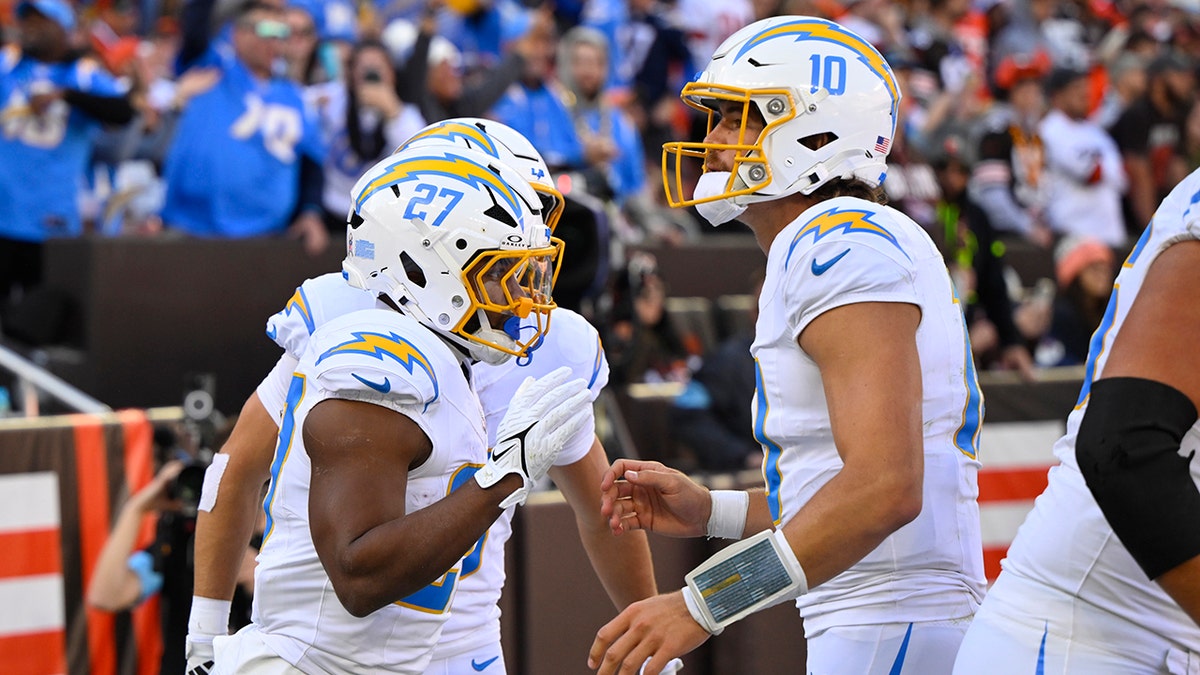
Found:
<box><xmin>475</xmin><ymin>366</ymin><xmax>592</xmax><ymax>508</ymax></box>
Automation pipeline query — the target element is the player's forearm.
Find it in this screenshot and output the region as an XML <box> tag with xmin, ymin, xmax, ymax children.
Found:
<box><xmin>579</xmin><ymin>520</ymin><xmax>657</xmax><ymax>609</ymax></box>
<box><xmin>320</xmin><ymin>476</ymin><xmax>521</xmax><ymax>617</ymax></box>
<box><xmin>87</xmin><ymin>502</ymin><xmax>149</xmax><ymax>610</ymax></box>
<box><xmin>555</xmin><ymin>439</ymin><xmax>658</xmax><ymax>608</ymax></box>
<box><xmin>742</xmin><ymin>488</ymin><xmax>774</xmax><ymax>536</ymax></box>
<box><xmin>194</xmin><ymin>393</ymin><xmax>278</xmax><ymax>600</ymax></box>
<box><xmin>193</xmin><ymin>474</ymin><xmax>264</xmax><ymax>601</ymax></box>
<box><xmin>779</xmin><ymin>462</ymin><xmax>921</xmax><ymax>589</ymax></box>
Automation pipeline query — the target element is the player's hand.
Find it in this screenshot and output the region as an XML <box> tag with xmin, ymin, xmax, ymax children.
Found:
<box><xmin>184</xmin><ymin>634</ymin><xmax>215</xmax><ymax>675</ymax></box>
<box><xmin>475</xmin><ymin>366</ymin><xmax>592</xmax><ymax>508</ymax></box>
<box><xmin>588</xmin><ymin>591</ymin><xmax>709</xmax><ymax>675</ymax></box>
<box><xmin>600</xmin><ymin>459</ymin><xmax>710</xmax><ymax>538</ymax></box>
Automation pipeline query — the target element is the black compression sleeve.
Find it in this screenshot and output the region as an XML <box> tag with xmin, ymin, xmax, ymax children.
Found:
<box><xmin>1077</xmin><ymin>377</ymin><xmax>1200</xmax><ymax>579</ymax></box>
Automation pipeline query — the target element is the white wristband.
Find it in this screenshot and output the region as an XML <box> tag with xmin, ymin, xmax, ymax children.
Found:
<box><xmin>706</xmin><ymin>489</ymin><xmax>749</xmax><ymax>539</ymax></box>
<box><xmin>188</xmin><ymin>596</ymin><xmax>231</xmax><ymax>639</ymax></box>
<box><xmin>682</xmin><ymin>585</ymin><xmax>724</xmax><ymax>635</ymax></box>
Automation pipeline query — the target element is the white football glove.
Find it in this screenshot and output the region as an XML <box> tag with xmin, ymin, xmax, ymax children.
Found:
<box><xmin>185</xmin><ymin>635</ymin><xmax>215</xmax><ymax>675</ymax></box>
<box><xmin>186</xmin><ymin>597</ymin><xmax>228</xmax><ymax>675</ymax></box>
<box><xmin>474</xmin><ymin>366</ymin><xmax>592</xmax><ymax>508</ymax></box>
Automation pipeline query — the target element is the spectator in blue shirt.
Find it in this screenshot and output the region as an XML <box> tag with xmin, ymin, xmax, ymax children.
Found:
<box><xmin>559</xmin><ymin>26</ymin><xmax>645</xmax><ymax>205</ymax></box>
<box><xmin>489</xmin><ymin>10</ymin><xmax>584</xmax><ymax>172</ymax></box>
<box><xmin>161</xmin><ymin>0</ymin><xmax>328</xmax><ymax>254</ymax></box>
<box><xmin>0</xmin><ymin>0</ymin><xmax>133</xmax><ymax>301</ymax></box>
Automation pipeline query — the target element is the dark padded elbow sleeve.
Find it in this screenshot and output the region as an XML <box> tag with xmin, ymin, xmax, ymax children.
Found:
<box><xmin>1077</xmin><ymin>377</ymin><xmax>1200</xmax><ymax>579</ymax></box>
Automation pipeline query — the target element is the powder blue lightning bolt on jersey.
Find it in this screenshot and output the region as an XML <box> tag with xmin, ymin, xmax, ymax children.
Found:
<box><xmin>0</xmin><ymin>48</ymin><xmax>124</xmax><ymax>242</ymax></box>
<box><xmin>161</xmin><ymin>49</ymin><xmax>324</xmax><ymax>238</ymax></box>
<box><xmin>995</xmin><ymin>169</ymin><xmax>1200</xmax><ymax>653</ymax></box>
<box><xmin>752</xmin><ymin>195</ymin><xmax>986</xmax><ymax>636</ymax></box>
<box><xmin>252</xmin><ymin>307</ymin><xmax>485</xmax><ymax>674</ymax></box>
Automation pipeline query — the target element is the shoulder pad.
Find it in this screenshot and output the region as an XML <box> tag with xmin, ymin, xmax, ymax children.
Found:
<box><xmin>306</xmin><ymin>310</ymin><xmax>448</xmax><ymax>410</ymax></box>
<box><xmin>266</xmin><ymin>273</ymin><xmax>376</xmax><ymax>358</ymax></box>
<box><xmin>783</xmin><ymin>198</ymin><xmax>913</xmax><ymax>271</ymax></box>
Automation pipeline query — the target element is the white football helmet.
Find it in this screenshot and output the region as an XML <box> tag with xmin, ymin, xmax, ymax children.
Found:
<box><xmin>344</xmin><ymin>145</ymin><xmax>563</xmax><ymax>365</ymax></box>
<box><xmin>663</xmin><ymin>15</ymin><xmax>901</xmax><ymax>207</ymax></box>
<box><xmin>398</xmin><ymin>118</ymin><xmax>566</xmax><ymax>232</ymax></box>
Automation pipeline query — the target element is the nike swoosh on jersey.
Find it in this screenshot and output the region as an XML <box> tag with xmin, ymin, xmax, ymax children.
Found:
<box><xmin>352</xmin><ymin>373</ymin><xmax>392</xmax><ymax>394</ymax></box>
<box><xmin>811</xmin><ymin>248</ymin><xmax>851</xmax><ymax>276</ymax></box>
<box><xmin>472</xmin><ymin>656</ymin><xmax>500</xmax><ymax>671</ymax></box>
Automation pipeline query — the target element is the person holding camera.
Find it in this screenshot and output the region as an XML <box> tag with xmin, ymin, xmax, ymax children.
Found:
<box><xmin>88</xmin><ymin>431</ymin><xmax>256</xmax><ymax>674</ymax></box>
<box><xmin>309</xmin><ymin>39</ymin><xmax>425</xmax><ymax>231</ymax></box>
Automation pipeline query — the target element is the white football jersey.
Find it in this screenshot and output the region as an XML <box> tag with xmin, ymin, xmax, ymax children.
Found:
<box><xmin>999</xmin><ymin>169</ymin><xmax>1200</xmax><ymax>650</ymax></box>
<box><xmin>252</xmin><ymin>308</ymin><xmax>486</xmax><ymax>674</ymax></box>
<box><xmin>265</xmin><ymin>272</ymin><xmax>382</xmax><ymax>359</ymax></box>
<box><xmin>256</xmin><ymin>272</ymin><xmax>609</xmax><ymax>661</ymax></box>
<box><xmin>752</xmin><ymin>196</ymin><xmax>987</xmax><ymax>636</ymax></box>
<box><xmin>433</xmin><ymin>309</ymin><xmax>609</xmax><ymax>658</ymax></box>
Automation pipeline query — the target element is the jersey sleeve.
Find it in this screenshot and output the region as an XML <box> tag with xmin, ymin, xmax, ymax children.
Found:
<box><xmin>266</xmin><ymin>285</ymin><xmax>318</xmax><ymax>357</ymax></box>
<box><xmin>256</xmin><ymin>353</ymin><xmax>299</xmax><ymax>421</ymax></box>
<box><xmin>782</xmin><ymin>239</ymin><xmax>918</xmax><ymax>342</ymax></box>
<box><xmin>265</xmin><ymin>274</ymin><xmax>375</xmax><ymax>358</ymax></box>
<box><xmin>548</xmin><ymin>313</ymin><xmax>606</xmax><ymax>466</ymax></box>
<box><xmin>306</xmin><ymin>327</ymin><xmax>441</xmax><ymax>418</ymax></box>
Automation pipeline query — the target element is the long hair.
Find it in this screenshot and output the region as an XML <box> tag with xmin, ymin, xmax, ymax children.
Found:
<box><xmin>808</xmin><ymin>177</ymin><xmax>889</xmax><ymax>205</ymax></box>
<box><xmin>345</xmin><ymin>40</ymin><xmax>392</xmax><ymax>162</ymax></box>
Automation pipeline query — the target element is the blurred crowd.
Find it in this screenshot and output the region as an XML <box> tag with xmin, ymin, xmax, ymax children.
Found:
<box><xmin>1</xmin><ymin>0</ymin><xmax>1197</xmax><ymax>468</ymax></box>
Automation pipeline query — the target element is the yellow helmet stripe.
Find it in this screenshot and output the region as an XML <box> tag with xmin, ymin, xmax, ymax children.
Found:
<box><xmin>355</xmin><ymin>153</ymin><xmax>523</xmax><ymax>224</ymax></box>
<box><xmin>732</xmin><ymin>18</ymin><xmax>899</xmax><ymax>131</ymax></box>
<box><xmin>400</xmin><ymin>121</ymin><xmax>500</xmax><ymax>157</ymax></box>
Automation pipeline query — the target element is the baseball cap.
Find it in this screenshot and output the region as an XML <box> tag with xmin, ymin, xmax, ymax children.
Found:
<box><xmin>16</xmin><ymin>0</ymin><xmax>76</xmax><ymax>32</ymax></box>
<box><xmin>1045</xmin><ymin>67</ymin><xmax>1090</xmax><ymax>95</ymax></box>
<box><xmin>1148</xmin><ymin>51</ymin><xmax>1193</xmax><ymax>76</ymax></box>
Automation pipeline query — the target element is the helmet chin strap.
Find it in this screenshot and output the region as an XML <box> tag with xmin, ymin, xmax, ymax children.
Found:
<box><xmin>503</xmin><ymin>315</ymin><xmax>523</xmax><ymax>340</ymax></box>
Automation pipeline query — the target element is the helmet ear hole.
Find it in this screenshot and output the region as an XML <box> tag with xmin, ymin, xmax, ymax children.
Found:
<box><xmin>456</xmin><ymin>239</ymin><xmax>468</xmax><ymax>250</ymax></box>
<box><xmin>400</xmin><ymin>251</ymin><xmax>427</xmax><ymax>288</ymax></box>
<box><xmin>799</xmin><ymin>132</ymin><xmax>838</xmax><ymax>151</ymax></box>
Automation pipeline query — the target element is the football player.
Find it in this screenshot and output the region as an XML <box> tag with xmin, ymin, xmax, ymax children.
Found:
<box><xmin>204</xmin><ymin>144</ymin><xmax>592</xmax><ymax>674</ymax></box>
<box><xmin>187</xmin><ymin>121</ymin><xmax>657</xmax><ymax>675</ymax></box>
<box><xmin>589</xmin><ymin>15</ymin><xmax>986</xmax><ymax>675</ymax></box>
<box><xmin>953</xmin><ymin>170</ymin><xmax>1200</xmax><ymax>673</ymax></box>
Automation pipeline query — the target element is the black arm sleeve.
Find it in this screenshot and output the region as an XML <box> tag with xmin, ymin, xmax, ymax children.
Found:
<box><xmin>61</xmin><ymin>89</ymin><xmax>135</xmax><ymax>125</ymax></box>
<box><xmin>1077</xmin><ymin>377</ymin><xmax>1200</xmax><ymax>579</ymax></box>
<box><xmin>176</xmin><ymin>0</ymin><xmax>218</xmax><ymax>73</ymax></box>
